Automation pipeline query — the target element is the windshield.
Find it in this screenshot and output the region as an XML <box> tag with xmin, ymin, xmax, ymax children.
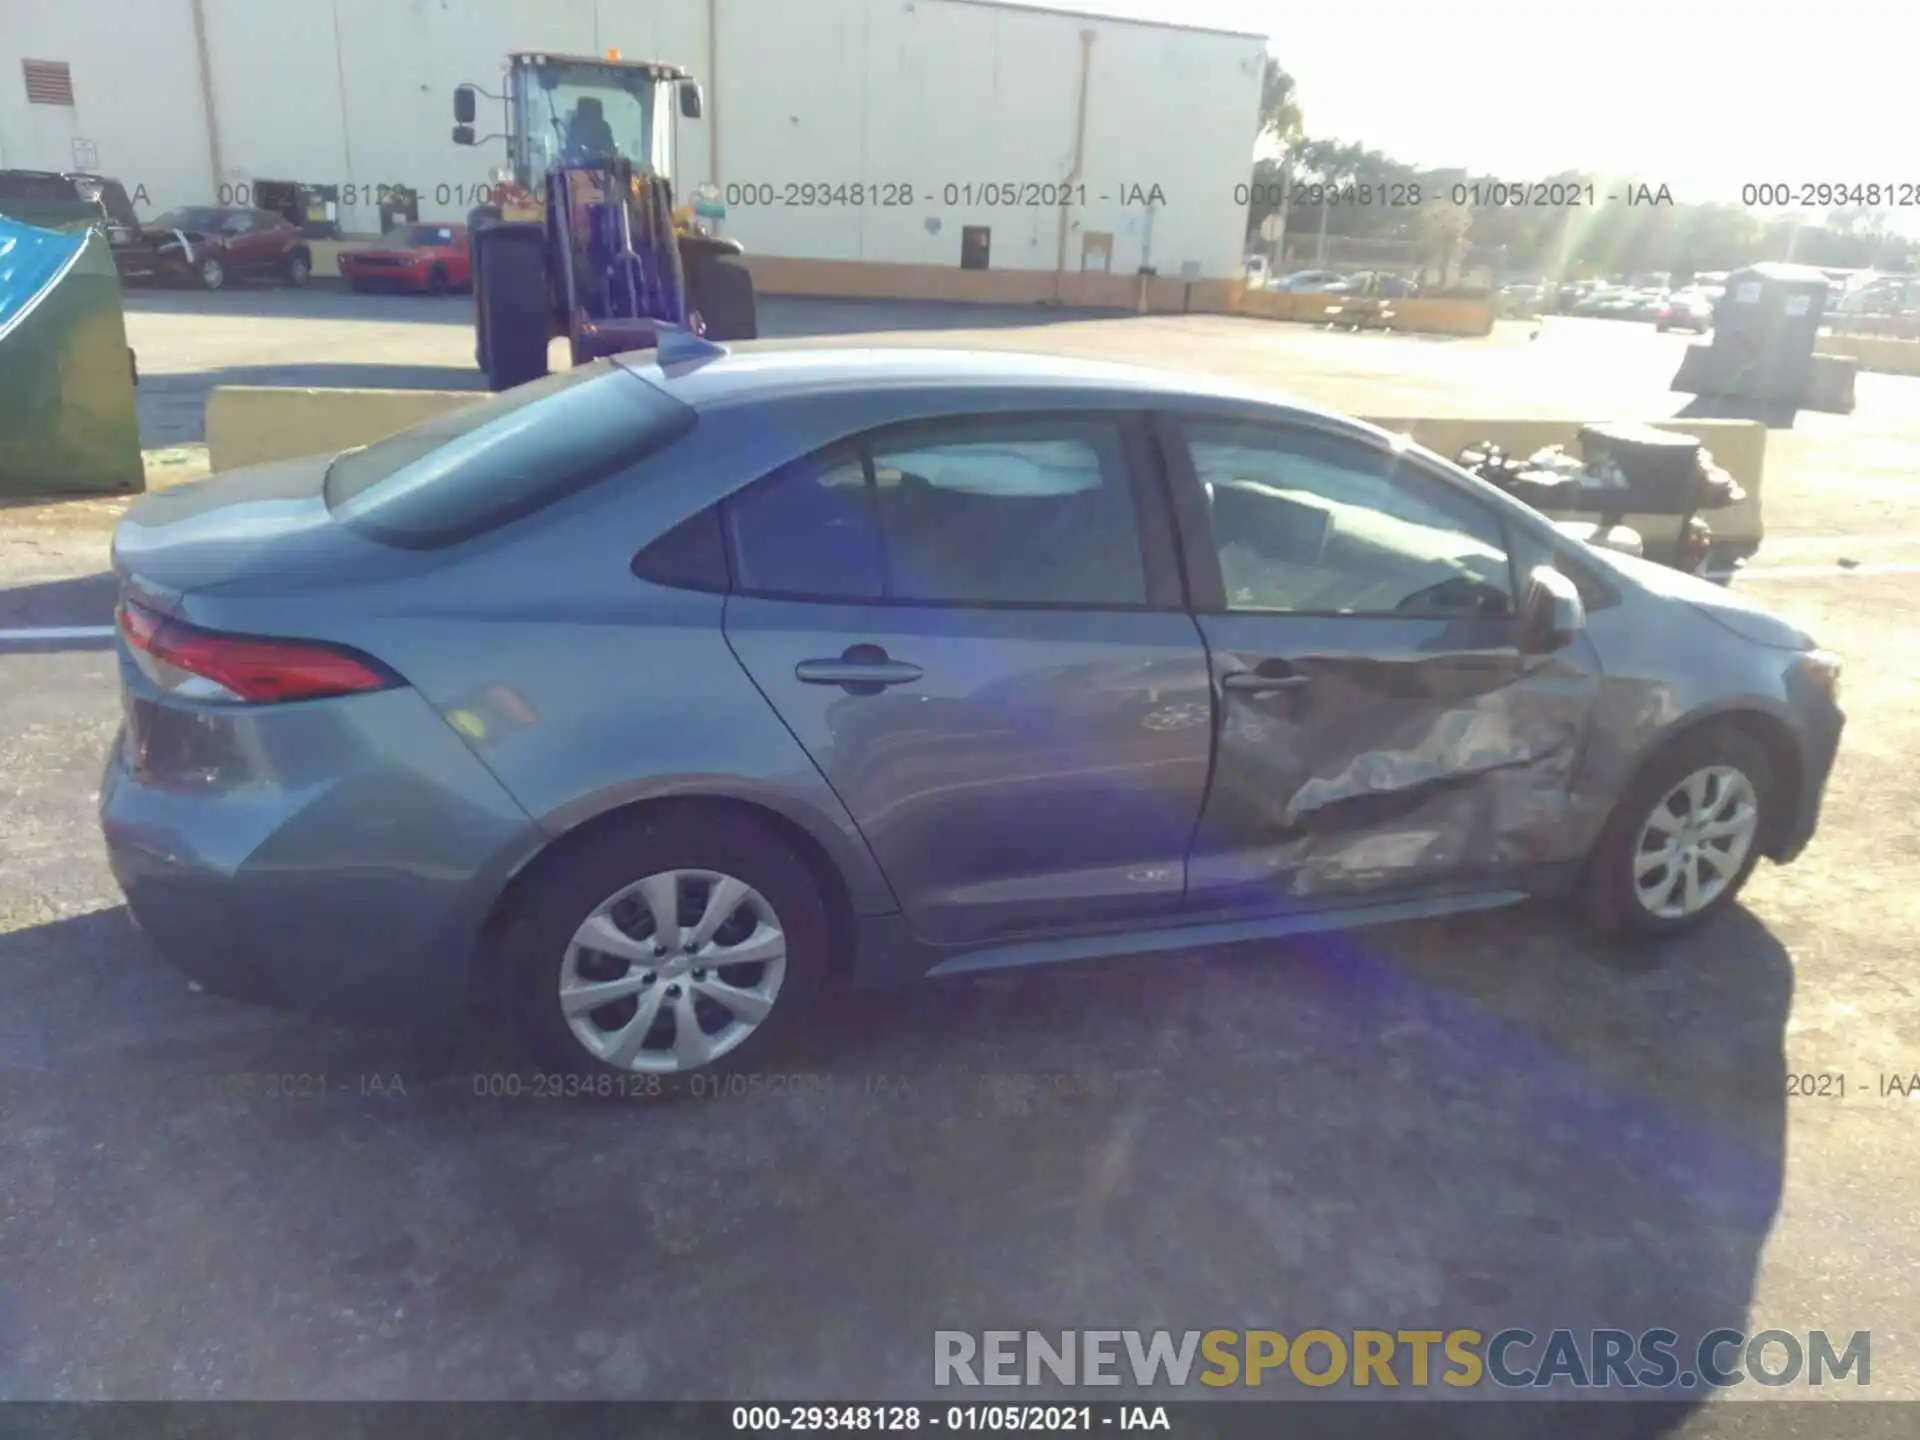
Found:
<box><xmin>514</xmin><ymin>59</ymin><xmax>659</xmax><ymax>184</ymax></box>
<box><xmin>153</xmin><ymin>207</ymin><xmax>230</xmax><ymax>232</ymax></box>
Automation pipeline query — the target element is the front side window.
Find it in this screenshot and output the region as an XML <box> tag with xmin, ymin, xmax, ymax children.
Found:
<box><xmin>724</xmin><ymin>417</ymin><xmax>1148</xmax><ymax>608</ymax></box>
<box><xmin>1182</xmin><ymin>420</ymin><xmax>1513</xmax><ymax>618</ymax></box>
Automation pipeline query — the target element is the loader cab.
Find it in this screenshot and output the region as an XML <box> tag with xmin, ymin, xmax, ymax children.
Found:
<box><xmin>462</xmin><ymin>53</ymin><xmax>699</xmax><ymax>192</ymax></box>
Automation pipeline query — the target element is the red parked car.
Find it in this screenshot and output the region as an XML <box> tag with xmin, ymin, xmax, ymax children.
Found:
<box><xmin>338</xmin><ymin>223</ymin><xmax>471</xmax><ymax>294</ymax></box>
<box><xmin>124</xmin><ymin>206</ymin><xmax>312</xmax><ymax>290</ymax></box>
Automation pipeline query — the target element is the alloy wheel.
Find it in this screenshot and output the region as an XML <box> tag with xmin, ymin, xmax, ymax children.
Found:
<box><xmin>558</xmin><ymin>868</ymin><xmax>787</xmax><ymax>1072</ymax></box>
<box><xmin>1631</xmin><ymin>765</ymin><xmax>1759</xmax><ymax>919</ymax></box>
<box><xmin>199</xmin><ymin>259</ymin><xmax>225</xmax><ymax>290</ymax></box>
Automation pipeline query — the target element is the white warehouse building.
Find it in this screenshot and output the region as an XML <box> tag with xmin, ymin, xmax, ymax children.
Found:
<box><xmin>0</xmin><ymin>0</ymin><xmax>1268</xmax><ymax>288</ymax></box>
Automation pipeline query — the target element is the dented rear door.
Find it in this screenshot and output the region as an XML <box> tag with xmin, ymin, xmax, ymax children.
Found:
<box><xmin>1165</xmin><ymin>412</ymin><xmax>1601</xmax><ymax>908</ymax></box>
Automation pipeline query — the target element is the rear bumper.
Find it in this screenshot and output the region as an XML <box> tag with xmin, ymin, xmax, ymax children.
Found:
<box><xmin>99</xmin><ymin>679</ymin><xmax>543</xmax><ymax>1028</ymax></box>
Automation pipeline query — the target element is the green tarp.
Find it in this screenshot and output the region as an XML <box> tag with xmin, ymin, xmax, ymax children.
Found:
<box><xmin>0</xmin><ymin>216</ymin><xmax>142</xmax><ymax>495</ymax></box>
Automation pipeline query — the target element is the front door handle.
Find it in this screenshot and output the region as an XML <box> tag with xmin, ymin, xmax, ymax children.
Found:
<box><xmin>795</xmin><ymin>644</ymin><xmax>923</xmax><ymax>692</ymax></box>
<box><xmin>1221</xmin><ymin>667</ymin><xmax>1311</xmax><ymax>695</ymax></box>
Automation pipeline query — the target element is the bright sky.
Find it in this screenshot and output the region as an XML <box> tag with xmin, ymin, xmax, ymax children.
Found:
<box><xmin>1044</xmin><ymin>0</ymin><xmax>1909</xmax><ymax>210</ymax></box>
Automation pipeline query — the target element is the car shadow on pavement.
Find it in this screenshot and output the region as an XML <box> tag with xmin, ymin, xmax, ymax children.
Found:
<box><xmin>0</xmin><ymin>890</ymin><xmax>1791</xmax><ymax>1411</ymax></box>
<box><xmin>0</xmin><ymin>571</ymin><xmax>119</xmax><ymax>644</ymax></box>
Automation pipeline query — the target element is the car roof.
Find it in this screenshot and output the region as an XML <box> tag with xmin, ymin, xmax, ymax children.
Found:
<box><xmin>616</xmin><ymin>345</ymin><xmax>1369</xmax><ymax>427</ymax></box>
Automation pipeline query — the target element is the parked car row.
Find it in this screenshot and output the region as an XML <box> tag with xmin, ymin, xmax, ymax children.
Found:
<box><xmin>1498</xmin><ymin>277</ymin><xmax>1722</xmax><ymax>332</ymax></box>
<box><xmin>1</xmin><ymin>170</ymin><xmax>470</xmax><ymax>296</ymax></box>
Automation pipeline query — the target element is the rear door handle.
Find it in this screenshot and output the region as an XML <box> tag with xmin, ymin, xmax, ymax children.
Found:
<box><xmin>795</xmin><ymin>645</ymin><xmax>923</xmax><ymax>691</ymax></box>
<box><xmin>1221</xmin><ymin>668</ymin><xmax>1311</xmax><ymax>695</ymax></box>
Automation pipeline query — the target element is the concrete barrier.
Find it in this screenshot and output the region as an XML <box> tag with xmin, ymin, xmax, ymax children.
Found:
<box><xmin>1362</xmin><ymin>416</ymin><xmax>1767</xmax><ymax>563</ymax></box>
<box><xmin>205</xmin><ymin>386</ymin><xmax>480</xmax><ymax>473</ymax></box>
<box><xmin>1815</xmin><ymin>332</ymin><xmax>1920</xmax><ymax>376</ymax></box>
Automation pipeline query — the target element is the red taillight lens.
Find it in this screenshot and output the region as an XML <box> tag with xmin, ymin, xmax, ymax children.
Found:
<box><xmin>117</xmin><ymin>601</ymin><xmax>396</xmax><ymax>703</ymax></box>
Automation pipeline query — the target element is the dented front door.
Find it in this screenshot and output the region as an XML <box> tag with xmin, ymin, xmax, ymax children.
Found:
<box><xmin>1168</xmin><ymin>414</ymin><xmax>1601</xmax><ymax>909</ymax></box>
<box><xmin>1188</xmin><ymin>613</ymin><xmax>1600</xmax><ymax>906</ymax></box>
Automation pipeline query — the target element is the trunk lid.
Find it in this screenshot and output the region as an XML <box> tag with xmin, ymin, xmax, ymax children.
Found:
<box><xmin>111</xmin><ymin>455</ymin><xmax>410</xmax><ymax>617</ymax></box>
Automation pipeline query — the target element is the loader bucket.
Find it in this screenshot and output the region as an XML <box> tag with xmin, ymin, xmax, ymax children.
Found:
<box><xmin>0</xmin><ymin>216</ymin><xmax>142</xmax><ymax>495</ymax></box>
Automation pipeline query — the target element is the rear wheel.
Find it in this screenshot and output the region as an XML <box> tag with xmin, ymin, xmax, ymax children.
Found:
<box><xmin>196</xmin><ymin>257</ymin><xmax>226</xmax><ymax>291</ymax></box>
<box><xmin>472</xmin><ymin>227</ymin><xmax>550</xmax><ymax>391</ymax></box>
<box><xmin>284</xmin><ymin>250</ymin><xmax>311</xmax><ymax>287</ymax></box>
<box><xmin>686</xmin><ymin>251</ymin><xmax>758</xmax><ymax>341</ymax></box>
<box><xmin>1580</xmin><ymin>726</ymin><xmax>1776</xmax><ymax>938</ymax></box>
<box><xmin>496</xmin><ymin>808</ymin><xmax>828</xmax><ymax>1080</ymax></box>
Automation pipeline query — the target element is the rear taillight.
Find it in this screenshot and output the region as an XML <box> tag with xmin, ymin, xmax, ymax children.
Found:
<box><xmin>117</xmin><ymin>601</ymin><xmax>398</xmax><ymax>704</ymax></box>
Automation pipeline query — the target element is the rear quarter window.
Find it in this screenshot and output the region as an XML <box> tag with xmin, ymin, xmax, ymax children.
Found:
<box><xmin>323</xmin><ymin>365</ymin><xmax>696</xmax><ymax>547</ymax></box>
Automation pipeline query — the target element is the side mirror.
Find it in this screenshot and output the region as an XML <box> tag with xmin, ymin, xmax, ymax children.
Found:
<box><xmin>678</xmin><ymin>81</ymin><xmax>703</xmax><ymax>120</ymax></box>
<box><xmin>452</xmin><ymin>124</ymin><xmax>476</xmax><ymax>146</ymax></box>
<box><xmin>453</xmin><ymin>85</ymin><xmax>477</xmax><ymax>124</ymax></box>
<box><xmin>1520</xmin><ymin>564</ymin><xmax>1586</xmax><ymax>653</ymax></box>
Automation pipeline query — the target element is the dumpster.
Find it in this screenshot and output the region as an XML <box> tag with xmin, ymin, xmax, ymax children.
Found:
<box><xmin>0</xmin><ymin>215</ymin><xmax>143</xmax><ymax>495</ymax></box>
<box><xmin>1672</xmin><ymin>261</ymin><xmax>1855</xmax><ymax>414</ymax></box>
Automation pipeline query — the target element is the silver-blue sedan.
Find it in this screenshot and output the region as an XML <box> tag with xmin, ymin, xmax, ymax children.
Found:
<box><xmin>101</xmin><ymin>344</ymin><xmax>1844</xmax><ymax>1079</ymax></box>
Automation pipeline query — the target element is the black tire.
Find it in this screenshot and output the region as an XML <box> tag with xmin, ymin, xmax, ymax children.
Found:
<box><xmin>494</xmin><ymin>806</ymin><xmax>829</xmax><ymax>1080</ymax></box>
<box><xmin>196</xmin><ymin>256</ymin><xmax>226</xmax><ymax>291</ymax></box>
<box><xmin>426</xmin><ymin>262</ymin><xmax>448</xmax><ymax>296</ymax></box>
<box><xmin>472</xmin><ymin>228</ymin><xmax>550</xmax><ymax>391</ymax></box>
<box><xmin>284</xmin><ymin>249</ymin><xmax>311</xmax><ymax>287</ymax></box>
<box><xmin>347</xmin><ymin>277</ymin><xmax>368</xmax><ymax>294</ymax></box>
<box><xmin>686</xmin><ymin>252</ymin><xmax>757</xmax><ymax>340</ymax></box>
<box><xmin>1579</xmin><ymin>725</ymin><xmax>1777</xmax><ymax>939</ymax></box>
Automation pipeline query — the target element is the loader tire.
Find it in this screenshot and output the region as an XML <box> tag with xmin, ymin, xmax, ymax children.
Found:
<box><xmin>474</xmin><ymin>227</ymin><xmax>550</xmax><ymax>392</ymax></box>
<box><xmin>687</xmin><ymin>252</ymin><xmax>757</xmax><ymax>342</ymax></box>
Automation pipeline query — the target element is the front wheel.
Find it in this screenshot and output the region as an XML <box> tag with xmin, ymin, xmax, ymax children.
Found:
<box><xmin>1579</xmin><ymin>727</ymin><xmax>1776</xmax><ymax>938</ymax></box>
<box><xmin>284</xmin><ymin>251</ymin><xmax>311</xmax><ymax>287</ymax></box>
<box><xmin>197</xmin><ymin>257</ymin><xmax>226</xmax><ymax>291</ymax></box>
<box><xmin>496</xmin><ymin>808</ymin><xmax>829</xmax><ymax>1080</ymax></box>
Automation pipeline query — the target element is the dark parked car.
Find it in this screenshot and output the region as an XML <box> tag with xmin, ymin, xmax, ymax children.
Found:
<box><xmin>1655</xmin><ymin>290</ymin><xmax>1716</xmax><ymax>333</ymax></box>
<box><xmin>0</xmin><ymin>169</ymin><xmax>147</xmax><ymax>268</ymax></box>
<box><xmin>102</xmin><ymin>345</ymin><xmax>1843</xmax><ymax>1079</ymax></box>
<box><xmin>1326</xmin><ymin>271</ymin><xmax>1420</xmax><ymax>298</ymax></box>
<box><xmin>126</xmin><ymin>206</ymin><xmax>312</xmax><ymax>290</ymax></box>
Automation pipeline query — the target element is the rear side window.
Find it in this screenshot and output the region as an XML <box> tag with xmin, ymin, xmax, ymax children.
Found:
<box><xmin>722</xmin><ymin>416</ymin><xmax>1148</xmax><ymax>608</ymax></box>
<box><xmin>324</xmin><ymin>366</ymin><xmax>695</xmax><ymax>547</ymax></box>
<box><xmin>726</xmin><ymin>451</ymin><xmax>884</xmax><ymax>600</ymax></box>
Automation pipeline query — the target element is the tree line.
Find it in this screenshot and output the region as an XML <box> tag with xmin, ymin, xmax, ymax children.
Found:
<box><xmin>1252</xmin><ymin>60</ymin><xmax>1915</xmax><ymax>278</ymax></box>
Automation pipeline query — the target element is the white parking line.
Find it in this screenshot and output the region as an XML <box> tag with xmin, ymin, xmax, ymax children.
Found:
<box><xmin>0</xmin><ymin>625</ymin><xmax>116</xmax><ymax>642</ymax></box>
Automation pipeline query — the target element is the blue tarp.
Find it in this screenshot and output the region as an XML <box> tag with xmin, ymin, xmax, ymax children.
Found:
<box><xmin>0</xmin><ymin>216</ymin><xmax>85</xmax><ymax>337</ymax></box>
